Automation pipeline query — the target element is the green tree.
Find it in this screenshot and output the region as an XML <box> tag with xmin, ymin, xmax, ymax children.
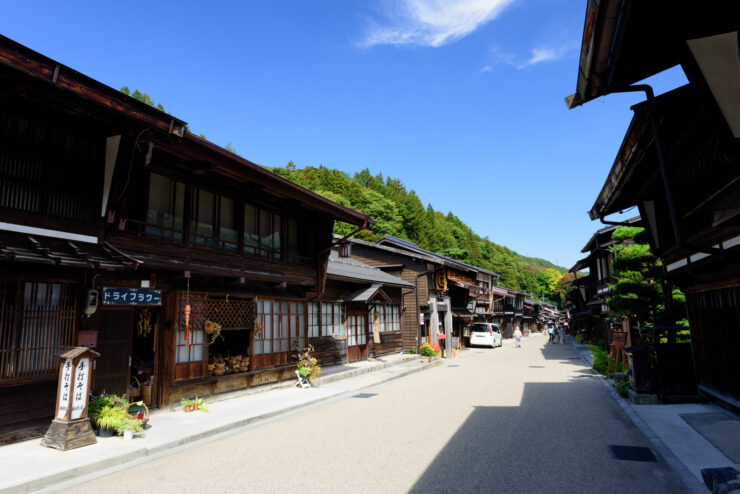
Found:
<box><xmin>607</xmin><ymin>227</ymin><xmax>686</xmax><ymax>326</ymax></box>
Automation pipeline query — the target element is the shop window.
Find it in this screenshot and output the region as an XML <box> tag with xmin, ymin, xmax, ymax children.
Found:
<box><xmin>319</xmin><ymin>302</ymin><xmax>345</xmax><ymax>337</ymax></box>
<box><xmin>254</xmin><ymin>300</ymin><xmax>305</xmax><ymax>355</ymax></box>
<box><xmin>308</xmin><ymin>302</ymin><xmax>319</xmax><ymax>338</ymax></box>
<box><xmin>146</xmin><ymin>173</ymin><xmax>185</xmax><ymax>241</ymax></box>
<box><xmin>175</xmin><ymin>298</ymin><xmax>205</xmax><ymax>367</ymax></box>
<box><xmin>0</xmin><ymin>280</ymin><xmax>76</xmax><ymax>380</ymax></box>
<box><xmin>371</xmin><ymin>305</ymin><xmax>401</xmax><ymax>333</ymax></box>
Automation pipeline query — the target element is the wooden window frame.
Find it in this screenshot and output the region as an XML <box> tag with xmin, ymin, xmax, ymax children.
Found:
<box><xmin>0</xmin><ymin>279</ymin><xmax>77</xmax><ymax>385</ymax></box>
<box><xmin>139</xmin><ymin>172</ymin><xmax>313</xmax><ymax>264</ymax></box>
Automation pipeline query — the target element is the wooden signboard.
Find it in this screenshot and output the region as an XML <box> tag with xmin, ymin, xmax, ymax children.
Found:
<box><xmin>607</xmin><ymin>331</ymin><xmax>628</xmax><ymax>378</ymax></box>
<box><xmin>102</xmin><ymin>287</ymin><xmax>162</xmax><ymax>306</ymax></box>
<box><xmin>41</xmin><ymin>347</ymin><xmax>101</xmax><ymax>451</ymax></box>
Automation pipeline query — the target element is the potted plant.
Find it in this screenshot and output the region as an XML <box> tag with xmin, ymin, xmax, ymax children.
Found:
<box><xmin>180</xmin><ymin>398</ymin><xmax>195</xmax><ymax>412</ymax></box>
<box><xmin>89</xmin><ymin>393</ymin><xmax>129</xmax><ymax>436</ymax></box>
<box><xmin>295</xmin><ymin>343</ymin><xmax>318</xmax><ymax>388</ymax></box>
<box><xmin>420</xmin><ymin>343</ymin><xmax>441</xmax><ymax>361</ymax></box>
<box><xmin>192</xmin><ymin>397</ymin><xmax>209</xmax><ymax>412</ymax></box>
<box><xmin>117</xmin><ymin>417</ymin><xmax>144</xmax><ymax>440</ymax></box>
<box><xmin>205</xmin><ymin>320</ymin><xmax>223</xmax><ymax>344</ymax></box>
<box><xmin>94</xmin><ymin>404</ymin><xmax>129</xmax><ymax>437</ymax></box>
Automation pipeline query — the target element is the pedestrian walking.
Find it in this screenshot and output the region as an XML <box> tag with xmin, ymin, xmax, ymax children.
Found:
<box><xmin>514</xmin><ymin>326</ymin><xmax>522</xmax><ymax>348</ymax></box>
<box><xmin>558</xmin><ymin>326</ymin><xmax>564</xmax><ymax>344</ymax></box>
<box><xmin>548</xmin><ymin>325</ymin><xmax>555</xmax><ymax>343</ymax></box>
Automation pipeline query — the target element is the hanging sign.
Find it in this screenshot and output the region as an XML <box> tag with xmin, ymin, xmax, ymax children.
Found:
<box><xmin>419</xmin><ymin>313</ymin><xmax>425</xmax><ymax>325</ymax></box>
<box><xmin>435</xmin><ymin>269</ymin><xmax>448</xmax><ymax>292</ymax></box>
<box><xmin>102</xmin><ymin>287</ymin><xmax>161</xmax><ymax>306</ymax></box>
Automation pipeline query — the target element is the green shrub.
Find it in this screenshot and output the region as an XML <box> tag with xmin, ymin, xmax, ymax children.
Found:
<box><xmin>575</xmin><ymin>334</ymin><xmax>585</xmax><ymax>344</ymax></box>
<box><xmin>616</xmin><ymin>380</ymin><xmax>629</xmax><ymax>398</ymax></box>
<box><xmin>408</xmin><ymin>347</ymin><xmax>417</xmax><ymax>354</ymax></box>
<box><xmin>588</xmin><ymin>344</ymin><xmax>626</xmax><ymax>375</ymax></box>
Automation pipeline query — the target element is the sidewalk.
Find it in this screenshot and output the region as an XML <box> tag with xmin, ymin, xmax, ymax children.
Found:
<box><xmin>570</xmin><ymin>338</ymin><xmax>740</xmax><ymax>494</ymax></box>
<box><xmin>0</xmin><ymin>353</ymin><xmax>443</xmax><ymax>494</ymax></box>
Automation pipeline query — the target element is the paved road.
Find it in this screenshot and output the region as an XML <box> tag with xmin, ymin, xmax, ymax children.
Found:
<box><xmin>60</xmin><ymin>335</ymin><xmax>686</xmax><ymax>493</ymax></box>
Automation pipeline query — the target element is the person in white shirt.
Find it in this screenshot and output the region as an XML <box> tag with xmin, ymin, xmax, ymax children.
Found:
<box><xmin>514</xmin><ymin>326</ymin><xmax>522</xmax><ymax>348</ymax></box>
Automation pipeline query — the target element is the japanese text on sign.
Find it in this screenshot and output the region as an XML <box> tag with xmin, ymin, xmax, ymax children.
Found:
<box><xmin>102</xmin><ymin>287</ymin><xmax>161</xmax><ymax>306</ymax></box>
<box><xmin>70</xmin><ymin>358</ymin><xmax>90</xmax><ymax>420</ymax></box>
<box><xmin>57</xmin><ymin>359</ymin><xmax>73</xmax><ymax>419</ymax></box>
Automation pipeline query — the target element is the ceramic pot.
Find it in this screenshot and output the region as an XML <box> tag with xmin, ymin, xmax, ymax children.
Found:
<box><xmin>97</xmin><ymin>427</ymin><xmax>114</xmax><ymax>437</ymax></box>
<box><xmin>123</xmin><ymin>430</ymin><xmax>134</xmax><ymax>440</ymax></box>
<box><xmin>184</xmin><ymin>405</ymin><xmax>192</xmax><ymax>413</ymax></box>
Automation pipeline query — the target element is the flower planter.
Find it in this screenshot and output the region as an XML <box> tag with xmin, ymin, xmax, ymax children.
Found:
<box><xmin>193</xmin><ymin>404</ymin><xmax>199</xmax><ymax>411</ymax></box>
<box><xmin>184</xmin><ymin>405</ymin><xmax>193</xmax><ymax>413</ymax></box>
<box><xmin>123</xmin><ymin>430</ymin><xmax>134</xmax><ymax>440</ymax></box>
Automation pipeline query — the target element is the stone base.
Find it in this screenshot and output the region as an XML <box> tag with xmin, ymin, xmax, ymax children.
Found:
<box><xmin>41</xmin><ymin>419</ymin><xmax>97</xmax><ymax>451</ymax></box>
<box><xmin>628</xmin><ymin>389</ymin><xmax>659</xmax><ymax>405</ymax></box>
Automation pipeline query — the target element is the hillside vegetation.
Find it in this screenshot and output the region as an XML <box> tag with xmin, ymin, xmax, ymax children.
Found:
<box><xmin>270</xmin><ymin>163</ymin><xmax>566</xmax><ymax>305</ymax></box>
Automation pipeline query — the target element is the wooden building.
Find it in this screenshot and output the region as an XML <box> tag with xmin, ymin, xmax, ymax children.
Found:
<box><xmin>568</xmin><ymin>218</ymin><xmax>641</xmax><ymax>343</ymax></box>
<box><xmin>343</xmin><ymin>235</ymin><xmax>500</xmax><ymax>352</ymax></box>
<box><xmin>568</xmin><ymin>1</ymin><xmax>740</xmax><ymax>407</ymax></box>
<box><xmin>0</xmin><ymin>36</ymin><xmax>371</xmax><ymax>443</ymax></box>
<box><xmin>310</xmin><ymin>250</ymin><xmax>413</xmax><ymax>364</ymax></box>
<box><xmin>374</xmin><ymin>236</ymin><xmax>499</xmax><ymax>351</ymax></box>
<box><xmin>490</xmin><ymin>286</ymin><xmax>525</xmax><ymax>339</ymax></box>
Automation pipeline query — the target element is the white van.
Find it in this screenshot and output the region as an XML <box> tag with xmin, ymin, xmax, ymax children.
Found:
<box><xmin>469</xmin><ymin>322</ymin><xmax>503</xmax><ymax>348</ymax></box>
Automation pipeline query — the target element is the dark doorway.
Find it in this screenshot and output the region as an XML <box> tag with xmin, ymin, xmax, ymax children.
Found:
<box><xmin>93</xmin><ymin>309</ymin><xmax>133</xmax><ymax>397</ymax></box>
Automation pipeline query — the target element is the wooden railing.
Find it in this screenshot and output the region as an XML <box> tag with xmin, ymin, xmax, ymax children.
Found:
<box><xmin>124</xmin><ymin>219</ymin><xmax>312</xmax><ymax>265</ymax></box>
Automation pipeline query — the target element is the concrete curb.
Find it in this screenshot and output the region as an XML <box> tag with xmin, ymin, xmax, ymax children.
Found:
<box><xmin>569</xmin><ymin>339</ymin><xmax>707</xmax><ymax>494</ymax></box>
<box><xmin>2</xmin><ymin>357</ymin><xmax>442</xmax><ymax>494</ymax></box>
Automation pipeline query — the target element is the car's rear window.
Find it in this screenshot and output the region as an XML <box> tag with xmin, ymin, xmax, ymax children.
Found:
<box><xmin>471</xmin><ymin>324</ymin><xmax>490</xmax><ymax>333</ymax></box>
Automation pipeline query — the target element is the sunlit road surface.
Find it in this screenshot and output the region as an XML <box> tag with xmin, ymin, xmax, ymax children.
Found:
<box><xmin>59</xmin><ymin>335</ymin><xmax>685</xmax><ymax>494</ymax></box>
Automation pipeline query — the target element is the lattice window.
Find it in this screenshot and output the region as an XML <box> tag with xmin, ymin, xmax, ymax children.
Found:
<box><xmin>174</xmin><ymin>292</ymin><xmax>256</xmax><ymax>365</ymax></box>
<box><xmin>0</xmin><ymin>280</ymin><xmax>76</xmax><ymax>380</ymax></box>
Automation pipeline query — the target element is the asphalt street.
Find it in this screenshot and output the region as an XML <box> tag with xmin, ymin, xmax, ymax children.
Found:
<box><xmin>59</xmin><ymin>335</ymin><xmax>686</xmax><ymax>494</ymax></box>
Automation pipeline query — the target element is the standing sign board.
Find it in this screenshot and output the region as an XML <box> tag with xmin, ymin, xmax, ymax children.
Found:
<box><xmin>41</xmin><ymin>347</ymin><xmax>100</xmax><ymax>451</ymax></box>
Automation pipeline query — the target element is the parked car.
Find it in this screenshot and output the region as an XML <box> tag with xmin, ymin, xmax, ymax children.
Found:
<box><xmin>469</xmin><ymin>322</ymin><xmax>503</xmax><ymax>348</ymax></box>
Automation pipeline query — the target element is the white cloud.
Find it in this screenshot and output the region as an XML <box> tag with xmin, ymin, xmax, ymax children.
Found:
<box><xmin>361</xmin><ymin>0</ymin><xmax>515</xmax><ymax>48</ymax></box>
<box><xmin>484</xmin><ymin>41</ymin><xmax>576</xmax><ymax>70</ymax></box>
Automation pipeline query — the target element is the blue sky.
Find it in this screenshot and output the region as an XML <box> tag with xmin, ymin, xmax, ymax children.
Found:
<box><xmin>1</xmin><ymin>1</ymin><xmax>687</xmax><ymax>270</ymax></box>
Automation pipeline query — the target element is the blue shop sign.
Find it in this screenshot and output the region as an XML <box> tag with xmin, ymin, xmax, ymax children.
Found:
<box><xmin>102</xmin><ymin>287</ymin><xmax>162</xmax><ymax>306</ymax></box>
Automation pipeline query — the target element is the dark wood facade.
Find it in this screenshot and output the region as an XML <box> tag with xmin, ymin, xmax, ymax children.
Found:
<box><xmin>346</xmin><ymin>239</ymin><xmax>430</xmax><ymax>352</ymax></box>
<box><xmin>570</xmin><ymin>1</ymin><xmax>740</xmax><ymax>407</ymax></box>
<box><xmin>567</xmin><ymin>219</ymin><xmax>640</xmax><ymax>343</ymax></box>
<box><xmin>0</xmin><ymin>35</ymin><xmax>369</xmax><ymax>443</ymax></box>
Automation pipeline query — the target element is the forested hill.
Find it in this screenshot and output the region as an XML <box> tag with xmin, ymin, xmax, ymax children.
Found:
<box><xmin>270</xmin><ymin>163</ymin><xmax>568</xmax><ymax>303</ymax></box>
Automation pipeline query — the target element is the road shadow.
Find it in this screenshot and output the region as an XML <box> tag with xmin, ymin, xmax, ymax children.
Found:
<box><xmin>408</xmin><ymin>380</ymin><xmax>686</xmax><ymax>494</ymax></box>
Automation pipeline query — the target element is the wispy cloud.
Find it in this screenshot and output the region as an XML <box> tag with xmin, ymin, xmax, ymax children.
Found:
<box><xmin>360</xmin><ymin>0</ymin><xmax>515</xmax><ymax>48</ymax></box>
<box><xmin>484</xmin><ymin>41</ymin><xmax>576</xmax><ymax>70</ymax></box>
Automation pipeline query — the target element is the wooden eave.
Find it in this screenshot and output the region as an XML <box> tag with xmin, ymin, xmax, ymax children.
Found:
<box><xmin>0</xmin><ymin>35</ymin><xmax>186</xmax><ymax>137</ymax></box>
<box><xmin>568</xmin><ymin>0</ymin><xmax>740</xmax><ymax>109</ymax></box>
<box><xmin>0</xmin><ymin>35</ymin><xmax>369</xmax><ymax>229</ymax></box>
<box><xmin>153</xmin><ymin>134</ymin><xmax>370</xmax><ymax>227</ymax></box>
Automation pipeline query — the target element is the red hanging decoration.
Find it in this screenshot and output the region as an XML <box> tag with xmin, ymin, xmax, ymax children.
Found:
<box><xmin>184</xmin><ymin>304</ymin><xmax>191</xmax><ymax>347</ymax></box>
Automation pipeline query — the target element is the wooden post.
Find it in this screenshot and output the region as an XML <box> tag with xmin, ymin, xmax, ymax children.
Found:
<box><xmin>607</xmin><ymin>332</ymin><xmax>628</xmax><ymax>378</ymax></box>
<box><xmin>41</xmin><ymin>347</ymin><xmax>101</xmax><ymax>451</ymax></box>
